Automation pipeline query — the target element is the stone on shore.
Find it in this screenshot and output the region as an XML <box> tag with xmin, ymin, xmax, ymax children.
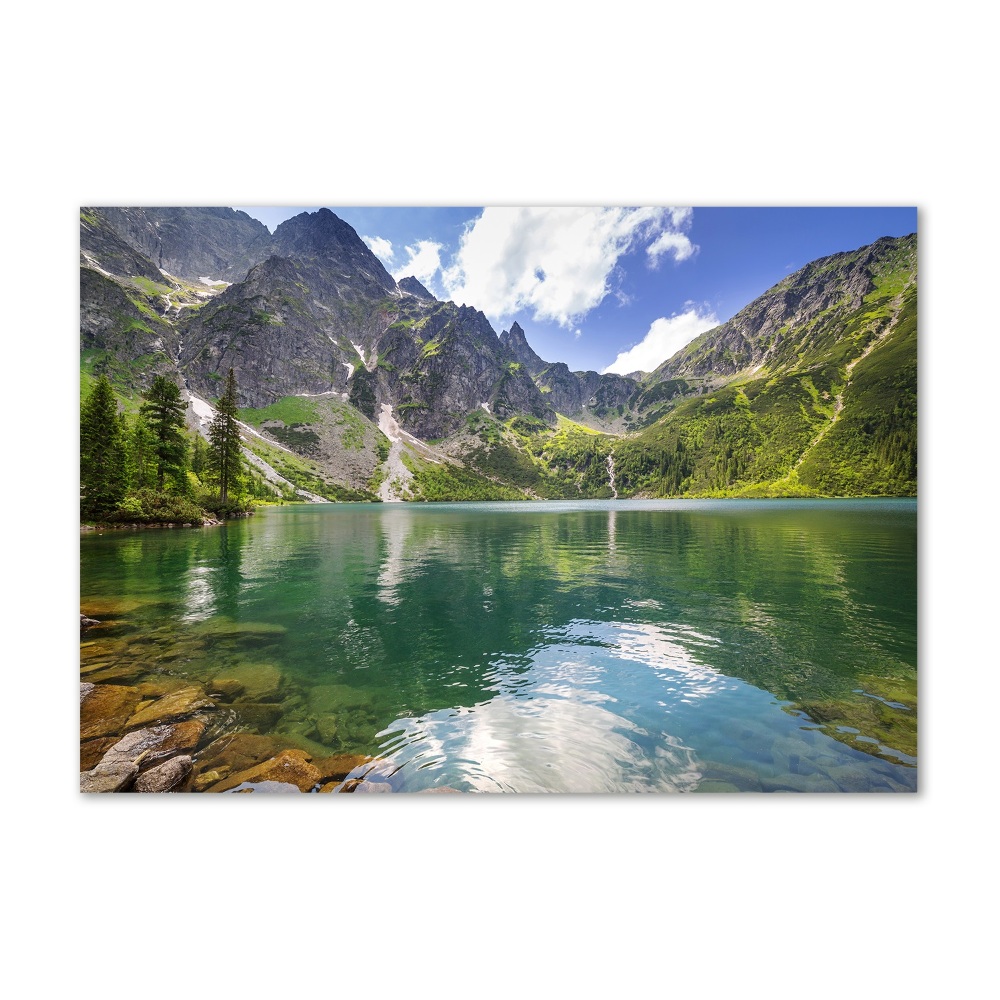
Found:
<box><xmin>80</xmin><ymin>760</ymin><xmax>139</xmax><ymax>793</ymax></box>
<box><xmin>99</xmin><ymin>720</ymin><xmax>206</xmax><ymax>769</ymax></box>
<box><xmin>134</xmin><ymin>755</ymin><xmax>194</xmax><ymax>792</ymax></box>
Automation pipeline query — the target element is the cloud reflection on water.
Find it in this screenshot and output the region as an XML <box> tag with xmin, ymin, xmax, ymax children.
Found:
<box><xmin>355</xmin><ymin>618</ymin><xmax>725</xmax><ymax>792</ymax></box>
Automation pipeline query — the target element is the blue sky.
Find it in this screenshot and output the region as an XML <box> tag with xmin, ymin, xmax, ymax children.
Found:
<box><xmin>235</xmin><ymin>206</ymin><xmax>917</xmax><ymax>375</ymax></box>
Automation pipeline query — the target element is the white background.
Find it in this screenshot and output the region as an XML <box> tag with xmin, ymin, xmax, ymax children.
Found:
<box><xmin>4</xmin><ymin>3</ymin><xmax>994</xmax><ymax>997</ymax></box>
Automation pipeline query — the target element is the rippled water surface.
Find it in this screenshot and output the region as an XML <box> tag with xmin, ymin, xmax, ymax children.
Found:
<box><xmin>81</xmin><ymin>499</ymin><xmax>917</xmax><ymax>792</ymax></box>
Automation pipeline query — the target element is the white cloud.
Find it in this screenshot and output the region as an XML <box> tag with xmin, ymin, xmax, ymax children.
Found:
<box><xmin>602</xmin><ymin>308</ymin><xmax>719</xmax><ymax>375</ymax></box>
<box><xmin>669</xmin><ymin>207</ymin><xmax>693</xmax><ymax>229</ymax></box>
<box><xmin>441</xmin><ymin>207</ymin><xmax>694</xmax><ymax>328</ymax></box>
<box><xmin>392</xmin><ymin>240</ymin><xmax>444</xmax><ymax>287</ymax></box>
<box><xmin>647</xmin><ymin>230</ymin><xmax>696</xmax><ymax>263</ymax></box>
<box><xmin>362</xmin><ymin>235</ymin><xmax>394</xmax><ymax>265</ymax></box>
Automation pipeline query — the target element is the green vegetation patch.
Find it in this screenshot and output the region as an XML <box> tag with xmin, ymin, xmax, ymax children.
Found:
<box><xmin>240</xmin><ymin>396</ymin><xmax>321</xmax><ymax>427</ymax></box>
<box><xmin>402</xmin><ymin>452</ymin><xmax>528</xmax><ymax>502</ymax></box>
<box><xmin>798</xmin><ymin>289</ymin><xmax>916</xmax><ymax>496</ymax></box>
<box><xmin>241</xmin><ymin>434</ymin><xmax>377</xmax><ymax>502</ymax></box>
<box><xmin>130</xmin><ymin>275</ymin><xmax>173</xmax><ymax>297</ymax></box>
<box><xmin>262</xmin><ymin>423</ymin><xmax>321</xmax><ymax>451</ymax></box>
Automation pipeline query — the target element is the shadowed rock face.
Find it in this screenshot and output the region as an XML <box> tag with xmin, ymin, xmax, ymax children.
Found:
<box><xmin>499</xmin><ymin>321</ymin><xmax>638</xmax><ymax>421</ymax></box>
<box><xmin>374</xmin><ymin>306</ymin><xmax>555</xmax><ymax>438</ymax></box>
<box><xmin>81</xmin><ymin>210</ymin><xmax>166</xmax><ymax>283</ymax></box>
<box><xmin>91</xmin><ymin>207</ymin><xmax>273</xmax><ymax>281</ymax></box>
<box><xmin>178</xmin><ymin>252</ymin><xmax>399</xmax><ymax>408</ymax></box>
<box><xmin>533</xmin><ymin>366</ymin><xmax>638</xmax><ymax>417</ymax></box>
<box><xmin>79</xmin><ymin>266</ymin><xmax>179</xmax><ymax>372</ymax></box>
<box><xmin>84</xmin><ymin>208</ymin><xmax>559</xmax><ymax>428</ymax></box>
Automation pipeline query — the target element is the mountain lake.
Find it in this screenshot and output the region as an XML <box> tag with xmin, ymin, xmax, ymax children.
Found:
<box><xmin>80</xmin><ymin>499</ymin><xmax>917</xmax><ymax>792</ymax></box>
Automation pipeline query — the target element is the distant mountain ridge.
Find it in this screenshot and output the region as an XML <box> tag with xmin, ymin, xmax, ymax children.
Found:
<box><xmin>79</xmin><ymin>208</ymin><xmax>916</xmax><ymax>500</ymax></box>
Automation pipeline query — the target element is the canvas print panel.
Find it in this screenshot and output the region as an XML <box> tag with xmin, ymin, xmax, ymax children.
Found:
<box><xmin>80</xmin><ymin>206</ymin><xmax>917</xmax><ymax>793</ymax></box>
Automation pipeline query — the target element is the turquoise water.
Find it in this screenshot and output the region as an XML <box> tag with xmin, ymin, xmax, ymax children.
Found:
<box><xmin>80</xmin><ymin>499</ymin><xmax>917</xmax><ymax>792</ymax></box>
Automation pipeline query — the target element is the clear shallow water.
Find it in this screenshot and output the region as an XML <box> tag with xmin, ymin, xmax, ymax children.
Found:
<box><xmin>80</xmin><ymin>499</ymin><xmax>917</xmax><ymax>792</ymax></box>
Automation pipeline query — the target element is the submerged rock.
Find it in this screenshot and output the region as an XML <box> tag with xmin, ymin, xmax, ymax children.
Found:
<box><xmin>212</xmin><ymin>662</ymin><xmax>284</xmax><ymax>702</ymax></box>
<box><xmin>224</xmin><ymin>780</ymin><xmax>301</xmax><ymax>793</ymax></box>
<box><xmin>232</xmin><ymin>702</ymin><xmax>284</xmax><ymax>730</ymax></box>
<box><xmin>352</xmin><ymin>780</ymin><xmax>393</xmax><ymax>793</ymax></box>
<box><xmin>311</xmin><ymin>753</ymin><xmax>369</xmax><ymax>783</ymax></box>
<box><xmin>125</xmin><ymin>686</ymin><xmax>214</xmax><ymax>729</ymax></box>
<box><xmin>315</xmin><ymin>714</ymin><xmax>339</xmax><ymax>745</ymax></box>
<box><xmin>307</xmin><ymin>683</ymin><xmax>372</xmax><ymax>715</ymax></box>
<box><xmin>208</xmin><ymin>678</ymin><xmax>245</xmax><ymax>701</ymax></box>
<box><xmin>134</xmin><ymin>755</ymin><xmax>193</xmax><ymax>792</ymax></box>
<box><xmin>189</xmin><ymin>619</ymin><xmax>287</xmax><ymax>646</ymax></box>
<box><xmin>135</xmin><ymin>676</ymin><xmax>197</xmax><ymax>699</ymax></box>
<box><xmin>692</xmin><ymin>779</ymin><xmax>741</xmax><ymax>793</ymax></box>
<box><xmin>205</xmin><ymin>749</ymin><xmax>322</xmax><ymax>793</ymax></box>
<box><xmin>189</xmin><ymin>732</ymin><xmax>283</xmax><ymax>790</ymax></box>
<box><xmin>80</xmin><ymin>737</ymin><xmax>118</xmax><ymax>771</ymax></box>
<box><xmin>82</xmin><ymin>661</ymin><xmax>155</xmax><ymax>685</ymax></box>
<box><xmin>81</xmin><ymin>684</ymin><xmax>142</xmax><ymax>740</ymax></box>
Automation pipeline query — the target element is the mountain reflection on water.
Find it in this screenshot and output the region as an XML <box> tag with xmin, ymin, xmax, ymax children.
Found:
<box><xmin>81</xmin><ymin>499</ymin><xmax>917</xmax><ymax>792</ymax></box>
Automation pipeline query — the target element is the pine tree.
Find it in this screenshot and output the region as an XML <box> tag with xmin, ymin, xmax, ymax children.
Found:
<box><xmin>140</xmin><ymin>375</ymin><xmax>188</xmax><ymax>489</ymax></box>
<box><xmin>209</xmin><ymin>368</ymin><xmax>243</xmax><ymax>502</ymax></box>
<box><xmin>190</xmin><ymin>433</ymin><xmax>208</xmax><ymax>478</ymax></box>
<box><xmin>126</xmin><ymin>412</ymin><xmax>158</xmax><ymax>491</ymax></box>
<box><xmin>80</xmin><ymin>375</ymin><xmax>126</xmax><ymax>519</ymax></box>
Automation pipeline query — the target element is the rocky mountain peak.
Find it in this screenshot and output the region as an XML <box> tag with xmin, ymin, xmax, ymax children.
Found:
<box><xmin>399</xmin><ymin>276</ymin><xmax>436</xmax><ymax>300</ymax></box>
<box><xmin>270</xmin><ymin>209</ymin><xmax>398</xmax><ymax>296</ymax></box>
<box><xmin>499</xmin><ymin>321</ymin><xmax>546</xmax><ymax>375</ymax></box>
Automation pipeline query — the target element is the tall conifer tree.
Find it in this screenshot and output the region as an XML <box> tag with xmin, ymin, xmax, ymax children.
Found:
<box><xmin>80</xmin><ymin>375</ymin><xmax>126</xmax><ymax>519</ymax></box>
<box><xmin>140</xmin><ymin>375</ymin><xmax>188</xmax><ymax>489</ymax></box>
<box><xmin>209</xmin><ymin>368</ymin><xmax>243</xmax><ymax>502</ymax></box>
<box><xmin>126</xmin><ymin>412</ymin><xmax>158</xmax><ymax>491</ymax></box>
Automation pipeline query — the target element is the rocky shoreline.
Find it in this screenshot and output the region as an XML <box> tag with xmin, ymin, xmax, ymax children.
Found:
<box><xmin>79</xmin><ymin>610</ymin><xmax>458</xmax><ymax>793</ymax></box>
<box><xmin>80</xmin><ymin>511</ymin><xmax>254</xmax><ymax>532</ymax></box>
<box><xmin>80</xmin><ymin>611</ymin><xmax>377</xmax><ymax>793</ymax></box>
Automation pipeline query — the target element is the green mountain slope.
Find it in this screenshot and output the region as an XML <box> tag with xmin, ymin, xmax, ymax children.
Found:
<box><xmin>612</xmin><ymin>234</ymin><xmax>917</xmax><ymax>497</ymax></box>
